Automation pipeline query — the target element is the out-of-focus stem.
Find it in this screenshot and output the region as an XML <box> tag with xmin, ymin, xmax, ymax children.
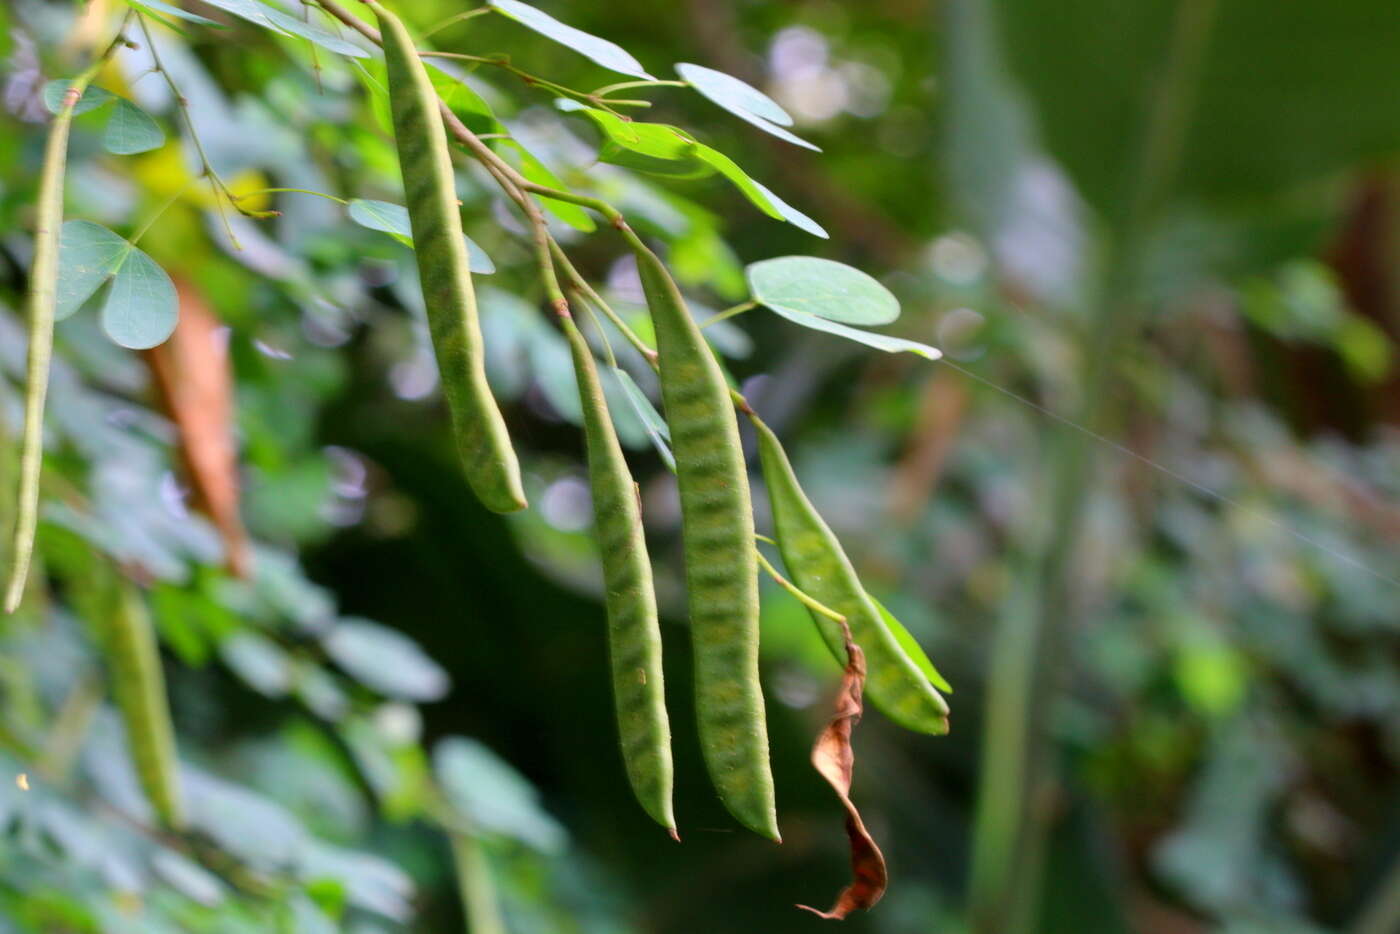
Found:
<box><xmin>965</xmin><ymin>0</ymin><xmax>1218</xmax><ymax>930</ymax></box>
<box><xmin>449</xmin><ymin>830</ymin><xmax>507</xmax><ymax>934</ymax></box>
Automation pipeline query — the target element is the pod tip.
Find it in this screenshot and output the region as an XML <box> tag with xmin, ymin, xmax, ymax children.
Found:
<box><xmin>482</xmin><ymin>494</ymin><xmax>529</xmax><ymax>514</ymax></box>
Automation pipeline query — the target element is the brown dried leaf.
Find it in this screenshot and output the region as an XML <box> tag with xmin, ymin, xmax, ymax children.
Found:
<box><xmin>796</xmin><ymin>623</ymin><xmax>888</xmax><ymax>920</ymax></box>
<box><xmin>143</xmin><ymin>279</ymin><xmax>249</xmax><ymax>578</ymax></box>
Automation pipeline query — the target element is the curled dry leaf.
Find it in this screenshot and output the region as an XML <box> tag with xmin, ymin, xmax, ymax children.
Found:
<box><xmin>143</xmin><ymin>279</ymin><xmax>249</xmax><ymax>577</ymax></box>
<box><xmin>796</xmin><ymin>623</ymin><xmax>888</xmax><ymax>920</ymax></box>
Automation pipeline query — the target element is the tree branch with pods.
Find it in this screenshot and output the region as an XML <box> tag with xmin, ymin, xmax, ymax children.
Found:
<box><xmin>3</xmin><ymin>0</ymin><xmax>953</xmax><ymax>924</ymax></box>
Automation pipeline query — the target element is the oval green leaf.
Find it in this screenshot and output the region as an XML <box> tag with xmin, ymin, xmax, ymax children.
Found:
<box><xmin>675</xmin><ymin>63</ymin><xmax>793</xmax><ymax>126</ymax></box>
<box><xmin>557</xmin><ymin>102</ymin><xmax>717</xmax><ymax>181</ymax></box>
<box><xmin>691</xmin><ymin>146</ymin><xmax>783</xmax><ymax>219</ymax></box>
<box><xmin>55</xmin><ymin>219</ymin><xmax>181</xmax><ymax>348</ymax></box>
<box><xmin>611</xmin><ymin>367</ymin><xmax>674</xmax><ymax>470</ymax></box>
<box><xmin>748</xmin><ymin>181</ymin><xmax>828</xmax><ymax>238</ymax></box>
<box><xmin>490</xmin><ymin>0</ymin><xmax>653</xmax><ymax>78</ymax></box>
<box><xmin>747</xmin><ymin>256</ymin><xmax>899</xmax><ymax>325</ymax></box>
<box><xmin>261</xmin><ymin>6</ymin><xmax>370</xmax><ymax>57</ymax></box>
<box><xmin>598</xmin><ymin>141</ymin><xmax>717</xmax><ymax>180</ymax></box>
<box><xmin>763</xmin><ymin>307</ymin><xmax>941</xmax><ymax>359</ymax></box>
<box><xmin>558</xmin><ymin>102</ymin><xmax>822</xmax><ymax>234</ymax></box>
<box><xmin>101</xmin><ymin>246</ymin><xmax>178</xmax><ymax>349</ymax></box>
<box><xmin>196</xmin><ymin>0</ymin><xmax>292</xmax><ymax>29</ymax></box>
<box><xmin>199</xmin><ymin>0</ymin><xmax>369</xmax><ymax>57</ymax></box>
<box><xmin>56</xmin><ymin>220</ymin><xmax>129</xmax><ymax>320</ymax></box>
<box><xmin>322</xmin><ymin>618</ymin><xmax>450</xmax><ymax>702</ymax></box>
<box><xmin>676</xmin><ymin>63</ymin><xmax>819</xmax><ymax>151</ymax></box>
<box><xmin>129</xmin><ymin>0</ymin><xmax>224</xmax><ymax>27</ymax></box>
<box><xmin>42</xmin><ymin>80</ymin><xmax>114</xmax><ymax>116</ymax></box>
<box><xmin>574</xmin><ymin>107</ymin><xmax>698</xmax><ymax>159</ymax></box>
<box><xmin>347</xmin><ymin>199</ymin><xmax>495</xmax><ymax>274</ymax></box>
<box><xmin>219</xmin><ymin>632</ymin><xmax>294</xmax><ymax>697</ymax></box>
<box><xmin>150</xmin><ymin>850</ymin><xmax>226</xmax><ymax>907</ymax></box>
<box><xmin>434</xmin><ymin>736</ymin><xmax>567</xmax><ymax>852</ymax></box>
<box><xmin>728</xmin><ymin>111</ymin><xmax>819</xmax><ymax>151</ymax></box>
<box><xmin>103</xmin><ymin>99</ymin><xmax>165</xmax><ymax>155</ymax></box>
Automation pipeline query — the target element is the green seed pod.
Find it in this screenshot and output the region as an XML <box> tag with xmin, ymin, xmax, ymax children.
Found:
<box><xmin>4</xmin><ymin>80</ymin><xmax>84</xmax><ymax>613</ymax></box>
<box><xmin>107</xmin><ymin>581</ymin><xmax>184</xmax><ymax>829</ymax></box>
<box><xmin>753</xmin><ymin>416</ymin><xmax>950</xmax><ymax>735</ymax></box>
<box><xmin>561</xmin><ymin>316</ymin><xmax>674</xmax><ymax>833</ymax></box>
<box><xmin>630</xmin><ymin>239</ymin><xmax>778</xmax><ymax>841</ymax></box>
<box><xmin>376</xmin><ymin>4</ymin><xmax>526</xmax><ymax>513</ymax></box>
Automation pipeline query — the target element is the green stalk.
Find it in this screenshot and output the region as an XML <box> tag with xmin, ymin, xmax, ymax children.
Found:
<box><xmin>0</xmin><ymin>379</ymin><xmax>13</xmax><ymax>584</ymax></box>
<box><xmin>753</xmin><ymin>547</ymin><xmax>847</xmax><ymax>626</ymax></box>
<box><xmin>425</xmin><ymin>784</ymin><xmax>509</xmax><ymax>934</ymax></box>
<box><xmin>5</xmin><ymin>31</ymin><xmax>127</xmax><ymax>613</ymax></box>
<box><xmin>965</xmin><ymin>0</ymin><xmax>1218</xmax><ymax>929</ymax></box>
<box><xmin>449</xmin><ymin>831</ymin><xmax>506</xmax><ymax>934</ymax></box>
<box><xmin>699</xmin><ymin>302</ymin><xmax>756</xmax><ymax>329</ymax></box>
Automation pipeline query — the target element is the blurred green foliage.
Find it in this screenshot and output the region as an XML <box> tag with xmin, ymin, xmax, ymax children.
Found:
<box><xmin>0</xmin><ymin>1</ymin><xmax>1398</xmax><ymax>932</ymax></box>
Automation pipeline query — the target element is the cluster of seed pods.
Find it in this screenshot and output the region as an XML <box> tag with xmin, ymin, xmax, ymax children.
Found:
<box><xmin>5</xmin><ymin>3</ymin><xmax>947</xmax><ymax>857</ymax></box>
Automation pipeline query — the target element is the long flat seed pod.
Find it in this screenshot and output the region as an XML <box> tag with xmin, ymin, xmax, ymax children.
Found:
<box><xmin>753</xmin><ymin>417</ymin><xmax>950</xmax><ymax>735</ymax></box>
<box><xmin>561</xmin><ymin>317</ymin><xmax>675</xmax><ymax>833</ymax></box>
<box><xmin>4</xmin><ymin>79</ymin><xmax>86</xmax><ymax>613</ymax></box>
<box><xmin>629</xmin><ymin>238</ymin><xmax>777</xmax><ymax>841</ymax></box>
<box><xmin>107</xmin><ymin>581</ymin><xmax>184</xmax><ymax>828</ymax></box>
<box><xmin>375</xmin><ymin>3</ymin><xmax>526</xmax><ymax>513</ymax></box>
<box><xmin>0</xmin><ymin>385</ymin><xmax>14</xmax><ymax>580</ymax></box>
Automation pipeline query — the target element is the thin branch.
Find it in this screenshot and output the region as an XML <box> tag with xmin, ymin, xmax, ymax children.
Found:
<box><xmin>548</xmin><ymin>239</ymin><xmax>656</xmax><ymax>363</ymax></box>
<box><xmin>314</xmin><ymin>0</ymin><xmax>381</xmax><ymax>43</ymax></box>
<box><xmin>755</xmin><ymin>548</ymin><xmax>847</xmax><ymax>627</ymax></box>
<box><xmin>700</xmin><ymin>301</ymin><xmax>756</xmax><ymax>329</ymax></box>
<box><xmin>422</xmin><ymin>6</ymin><xmax>494</xmax><ymax>39</ymax></box>
<box><xmin>136</xmin><ymin>14</ymin><xmax>259</xmax><ymax>249</ymax></box>
<box><xmin>129</xmin><ymin>179</ymin><xmax>195</xmax><ymax>246</ymax></box>
<box><xmin>593</xmin><ymin>78</ymin><xmax>687</xmax><ymax>97</ymax></box>
<box><xmin>570</xmin><ymin>288</ymin><xmax>621</xmax><ymax>370</ymax></box>
<box><xmin>231</xmin><ymin>186</ymin><xmax>348</xmax><ymax>206</ymax></box>
<box><xmin>301</xmin><ymin>0</ymin><xmax>324</xmax><ymax>94</ymax></box>
<box><xmin>419</xmin><ymin>51</ymin><xmax>633</xmax><ymax>115</ymax></box>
